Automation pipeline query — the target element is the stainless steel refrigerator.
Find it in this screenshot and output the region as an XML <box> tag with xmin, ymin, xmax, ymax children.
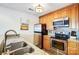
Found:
<box><xmin>34</xmin><ymin>24</ymin><xmax>48</xmax><ymax>49</ymax></box>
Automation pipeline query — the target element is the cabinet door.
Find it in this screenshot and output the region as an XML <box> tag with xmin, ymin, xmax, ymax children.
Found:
<box><xmin>77</xmin><ymin>41</ymin><xmax>79</xmax><ymax>55</ymax></box>
<box><xmin>43</xmin><ymin>35</ymin><xmax>51</xmax><ymax>50</ymax></box>
<box><xmin>68</xmin><ymin>40</ymin><xmax>77</xmax><ymax>55</ymax></box>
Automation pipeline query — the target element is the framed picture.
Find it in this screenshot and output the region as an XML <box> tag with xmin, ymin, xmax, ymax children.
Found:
<box><xmin>20</xmin><ymin>23</ymin><xmax>28</xmax><ymax>30</ymax></box>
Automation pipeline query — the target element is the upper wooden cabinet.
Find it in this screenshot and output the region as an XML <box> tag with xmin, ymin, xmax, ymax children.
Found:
<box><xmin>39</xmin><ymin>4</ymin><xmax>79</xmax><ymax>30</ymax></box>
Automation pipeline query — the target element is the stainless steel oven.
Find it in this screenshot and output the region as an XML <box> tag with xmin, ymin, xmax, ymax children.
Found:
<box><xmin>52</xmin><ymin>40</ymin><xmax>64</xmax><ymax>51</ymax></box>
<box><xmin>50</xmin><ymin>38</ymin><xmax>68</xmax><ymax>54</ymax></box>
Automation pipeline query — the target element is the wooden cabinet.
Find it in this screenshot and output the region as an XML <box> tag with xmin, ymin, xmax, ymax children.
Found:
<box><xmin>77</xmin><ymin>41</ymin><xmax>79</xmax><ymax>55</ymax></box>
<box><xmin>68</xmin><ymin>39</ymin><xmax>77</xmax><ymax>55</ymax></box>
<box><xmin>43</xmin><ymin>35</ymin><xmax>51</xmax><ymax>50</ymax></box>
<box><xmin>67</xmin><ymin>39</ymin><xmax>79</xmax><ymax>55</ymax></box>
<box><xmin>39</xmin><ymin>4</ymin><xmax>79</xmax><ymax>30</ymax></box>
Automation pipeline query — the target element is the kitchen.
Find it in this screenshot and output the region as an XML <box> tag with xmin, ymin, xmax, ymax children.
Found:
<box><xmin>38</xmin><ymin>3</ymin><xmax>79</xmax><ymax>55</ymax></box>
<box><xmin>0</xmin><ymin>3</ymin><xmax>79</xmax><ymax>55</ymax></box>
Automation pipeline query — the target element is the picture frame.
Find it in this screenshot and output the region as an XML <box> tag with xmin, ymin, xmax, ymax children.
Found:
<box><xmin>20</xmin><ymin>23</ymin><xmax>29</xmax><ymax>30</ymax></box>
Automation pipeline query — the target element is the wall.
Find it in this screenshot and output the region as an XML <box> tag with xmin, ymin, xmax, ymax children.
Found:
<box><xmin>0</xmin><ymin>6</ymin><xmax>39</xmax><ymax>43</ymax></box>
<box><xmin>39</xmin><ymin>4</ymin><xmax>79</xmax><ymax>30</ymax></box>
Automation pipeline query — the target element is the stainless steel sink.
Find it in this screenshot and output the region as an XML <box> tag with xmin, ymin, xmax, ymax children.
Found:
<box><xmin>6</xmin><ymin>41</ymin><xmax>34</xmax><ymax>55</ymax></box>
<box><xmin>9</xmin><ymin>46</ymin><xmax>34</xmax><ymax>55</ymax></box>
<box><xmin>6</xmin><ymin>41</ymin><xmax>27</xmax><ymax>51</ymax></box>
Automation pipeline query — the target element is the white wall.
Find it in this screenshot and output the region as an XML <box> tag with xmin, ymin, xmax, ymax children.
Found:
<box><xmin>0</xmin><ymin>6</ymin><xmax>39</xmax><ymax>43</ymax></box>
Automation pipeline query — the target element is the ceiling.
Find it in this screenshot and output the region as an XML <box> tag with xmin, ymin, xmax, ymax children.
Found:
<box><xmin>0</xmin><ymin>3</ymin><xmax>72</xmax><ymax>16</ymax></box>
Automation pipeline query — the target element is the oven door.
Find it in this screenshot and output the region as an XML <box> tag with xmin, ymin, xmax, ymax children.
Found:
<box><xmin>52</xmin><ymin>40</ymin><xmax>64</xmax><ymax>51</ymax></box>
<box><xmin>50</xmin><ymin>39</ymin><xmax>68</xmax><ymax>54</ymax></box>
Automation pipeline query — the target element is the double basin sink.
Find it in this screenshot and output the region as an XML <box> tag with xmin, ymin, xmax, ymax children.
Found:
<box><xmin>6</xmin><ymin>41</ymin><xmax>34</xmax><ymax>55</ymax></box>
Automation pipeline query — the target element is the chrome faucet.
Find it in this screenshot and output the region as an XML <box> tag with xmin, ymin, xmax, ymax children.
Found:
<box><xmin>2</xmin><ymin>30</ymin><xmax>18</xmax><ymax>53</ymax></box>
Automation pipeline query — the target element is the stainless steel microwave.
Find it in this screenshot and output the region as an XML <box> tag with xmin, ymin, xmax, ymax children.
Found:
<box><xmin>53</xmin><ymin>17</ymin><xmax>69</xmax><ymax>27</ymax></box>
<box><xmin>53</xmin><ymin>20</ymin><xmax>69</xmax><ymax>27</ymax></box>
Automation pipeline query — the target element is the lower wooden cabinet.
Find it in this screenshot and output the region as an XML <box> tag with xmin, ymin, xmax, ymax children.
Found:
<box><xmin>77</xmin><ymin>41</ymin><xmax>79</xmax><ymax>55</ymax></box>
<box><xmin>68</xmin><ymin>39</ymin><xmax>77</xmax><ymax>55</ymax></box>
<box><xmin>43</xmin><ymin>36</ymin><xmax>79</xmax><ymax>55</ymax></box>
<box><xmin>43</xmin><ymin>35</ymin><xmax>51</xmax><ymax>50</ymax></box>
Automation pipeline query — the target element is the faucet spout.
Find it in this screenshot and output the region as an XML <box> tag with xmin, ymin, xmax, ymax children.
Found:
<box><xmin>2</xmin><ymin>30</ymin><xmax>18</xmax><ymax>53</ymax></box>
